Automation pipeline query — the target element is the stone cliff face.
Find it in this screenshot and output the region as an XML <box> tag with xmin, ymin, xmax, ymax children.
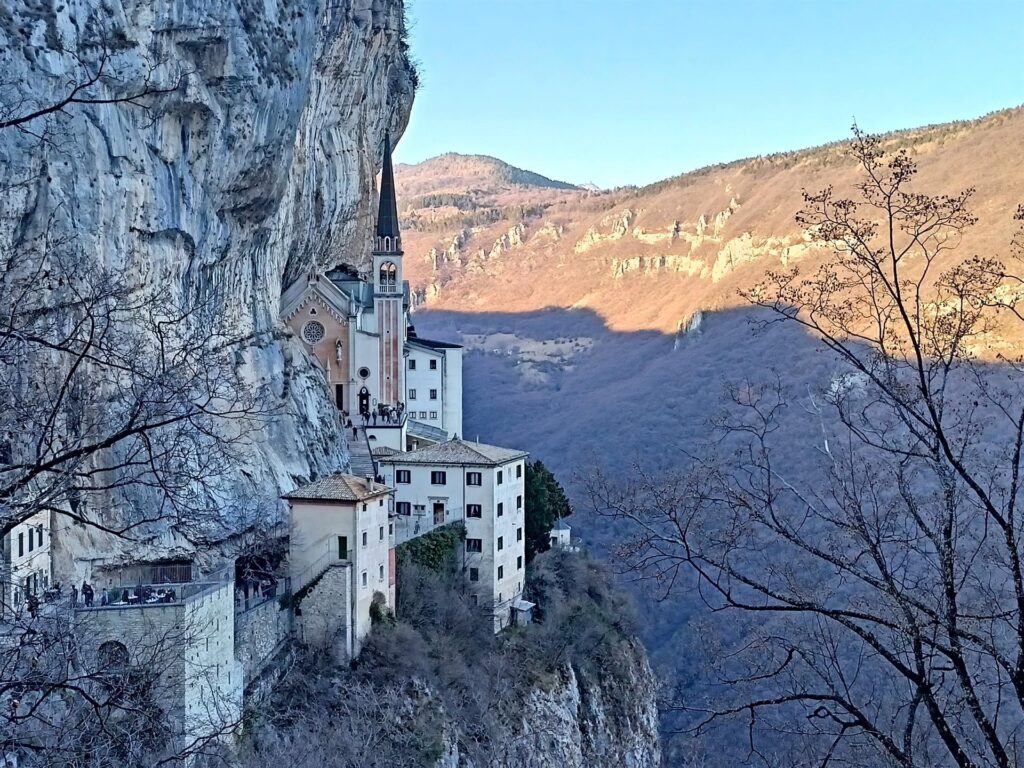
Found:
<box><xmin>430</xmin><ymin>640</ymin><xmax>661</xmax><ymax>768</ymax></box>
<box><xmin>0</xmin><ymin>0</ymin><xmax>415</xmax><ymax>555</ymax></box>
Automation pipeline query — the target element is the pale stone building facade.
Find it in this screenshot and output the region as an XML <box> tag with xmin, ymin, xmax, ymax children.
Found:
<box><xmin>378</xmin><ymin>439</ymin><xmax>528</xmax><ymax>631</ymax></box>
<box><xmin>2</xmin><ymin>510</ymin><xmax>52</xmax><ymax>616</ymax></box>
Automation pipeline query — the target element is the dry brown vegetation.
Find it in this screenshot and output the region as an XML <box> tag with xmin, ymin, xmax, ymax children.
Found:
<box><xmin>397</xmin><ymin>107</ymin><xmax>1024</xmax><ymax>349</ymax></box>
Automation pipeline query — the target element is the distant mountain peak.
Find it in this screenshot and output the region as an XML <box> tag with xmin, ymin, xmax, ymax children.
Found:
<box><xmin>398</xmin><ymin>153</ymin><xmax>579</xmax><ymax>192</ymax></box>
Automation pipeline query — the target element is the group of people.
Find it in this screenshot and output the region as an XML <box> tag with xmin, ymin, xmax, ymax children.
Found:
<box><xmin>345</xmin><ymin>402</ymin><xmax>406</xmax><ymax>434</ymax></box>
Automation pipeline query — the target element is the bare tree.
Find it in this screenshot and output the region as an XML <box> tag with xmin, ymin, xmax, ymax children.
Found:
<box><xmin>591</xmin><ymin>130</ymin><xmax>1024</xmax><ymax>766</ymax></box>
<box><xmin>0</xmin><ymin>17</ymin><xmax>270</xmax><ymax>764</ymax></box>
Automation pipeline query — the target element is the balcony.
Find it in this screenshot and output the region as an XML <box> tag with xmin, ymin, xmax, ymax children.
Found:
<box><xmin>76</xmin><ymin>565</ymin><xmax>231</xmax><ymax>611</ymax></box>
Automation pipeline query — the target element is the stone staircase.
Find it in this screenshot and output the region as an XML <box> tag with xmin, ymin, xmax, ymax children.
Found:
<box><xmin>347</xmin><ymin>427</ymin><xmax>377</xmax><ymax>478</ymax></box>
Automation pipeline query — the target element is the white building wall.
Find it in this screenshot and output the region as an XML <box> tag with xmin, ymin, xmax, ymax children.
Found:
<box><xmin>443</xmin><ymin>348</ymin><xmax>463</xmax><ymax>439</ymax></box>
<box><xmin>491</xmin><ymin>459</ymin><xmax>526</xmax><ymax>630</ymax></box>
<box><xmin>352</xmin><ymin>329</ymin><xmax>381</xmax><ymax>417</ymax></box>
<box><xmin>4</xmin><ymin>510</ymin><xmax>52</xmax><ymax>614</ymax></box>
<box><xmin>183</xmin><ymin>580</ymin><xmax>243</xmax><ymax>741</ymax></box>
<box><xmin>382</xmin><ymin>458</ymin><xmax>525</xmax><ymax>631</ymax></box>
<box><xmin>406</xmin><ymin>347</ymin><xmax>445</xmax><ymax>430</ymax></box>
<box><xmin>288</xmin><ymin>494</ymin><xmax>391</xmax><ymax>656</ymax></box>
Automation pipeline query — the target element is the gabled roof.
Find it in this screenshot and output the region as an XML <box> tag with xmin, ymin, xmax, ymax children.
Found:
<box><xmin>376</xmin><ymin>133</ymin><xmax>401</xmax><ymax>242</ymax></box>
<box><xmin>284</xmin><ymin>474</ymin><xmax>391</xmax><ymax>503</ymax></box>
<box><xmin>379</xmin><ymin>438</ymin><xmax>528</xmax><ymax>467</ymax></box>
<box><xmin>553</xmin><ymin>519</ymin><xmax>571</xmax><ymax>531</ymax></box>
<box><xmin>371</xmin><ymin>446</ymin><xmax>401</xmax><ymax>457</ymax></box>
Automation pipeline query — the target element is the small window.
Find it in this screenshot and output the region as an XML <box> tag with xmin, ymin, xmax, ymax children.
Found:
<box><xmin>467</xmin><ymin>504</ymin><xmax>482</xmax><ymax>518</ymax></box>
<box><xmin>409</xmin><ymin>389</ymin><xmax>417</xmax><ymax>400</ymax></box>
<box><xmin>396</xmin><ymin>470</ymin><xmax>411</xmax><ymax>484</ymax></box>
<box><xmin>429</xmin><ymin>359</ymin><xmax>438</xmax><ymax>370</ymax></box>
<box><xmin>28</xmin><ymin>528</ymin><xmax>34</xmax><ymax>552</ymax></box>
<box><xmin>429</xmin><ymin>411</ymin><xmax>438</xmax><ymax>419</ymax></box>
<box><xmin>17</xmin><ymin>532</ymin><xmax>23</xmax><ymax>557</ymax></box>
<box><xmin>516</xmin><ymin>464</ymin><xmax>522</xmax><ymax>479</ymax></box>
<box><xmin>396</xmin><ymin>501</ymin><xmax>411</xmax><ymax>515</ymax></box>
<box><xmin>379</xmin><ymin>526</ymin><xmax>385</xmax><ymax>541</ymax></box>
<box><xmin>516</xmin><ymin>495</ymin><xmax>523</xmax><ymax>510</ymax></box>
<box><xmin>361</xmin><ymin>571</ymin><xmax>368</xmax><ymax>587</ymax></box>
<box><xmin>469</xmin><ymin>567</ymin><xmax>480</xmax><ymax>582</ymax></box>
<box><xmin>429</xmin><ymin>389</ymin><xmax>438</xmax><ymax>400</ymax></box>
<box><xmin>409</xmin><ymin>359</ymin><xmax>417</xmax><ymax>370</ymax></box>
<box><xmin>497</xmin><ymin>470</ymin><xmax>503</xmax><ymax>485</ymax></box>
<box><xmin>389</xmin><ymin>523</ymin><xmax>394</xmax><ymax>535</ymax></box>
<box><xmin>357</xmin><ymin>366</ymin><xmax>371</xmax><ymax>380</ymax></box>
<box><xmin>419</xmin><ymin>411</ymin><xmax>427</xmax><ymax>418</ymax></box>
<box><xmin>466</xmin><ymin>538</ymin><xmax>482</xmax><ymax>553</ymax></box>
<box><xmin>517</xmin><ymin>556</ymin><xmax>523</xmax><ymax>570</ymax></box>
<box><xmin>362</xmin><ymin>531</ymin><xmax>368</xmax><ymax>547</ymax></box>
<box><xmin>431</xmin><ymin>471</ymin><xmax>447</xmax><ymax>485</ymax></box>
<box><xmin>379</xmin><ymin>564</ymin><xmax>385</xmax><ymax>581</ymax></box>
<box><xmin>37</xmin><ymin>525</ymin><xmax>43</xmax><ymax>545</ymax></box>
<box><xmin>498</xmin><ymin>565</ymin><xmax>504</xmax><ymax>579</ymax></box>
<box><xmin>467</xmin><ymin>472</ymin><xmax>482</xmax><ymax>486</ymax></box>
<box><xmin>497</xmin><ymin>536</ymin><xmax>504</xmax><ymax>551</ymax></box>
<box><xmin>497</xmin><ymin>502</ymin><xmax>504</xmax><ymax>517</ymax></box>
<box><xmin>517</xmin><ymin>527</ymin><xmax>523</xmax><ymax>541</ymax></box>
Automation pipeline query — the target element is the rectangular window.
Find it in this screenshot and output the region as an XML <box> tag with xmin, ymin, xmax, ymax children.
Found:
<box><xmin>466</xmin><ymin>504</ymin><xmax>482</xmax><ymax>518</ymax></box>
<box><xmin>409</xmin><ymin>359</ymin><xmax>417</xmax><ymax>370</ymax></box>
<box><xmin>37</xmin><ymin>525</ymin><xmax>43</xmax><ymax>545</ymax></box>
<box><xmin>497</xmin><ymin>536</ymin><xmax>504</xmax><ymax>551</ymax></box>
<box><xmin>466</xmin><ymin>472</ymin><xmax>482</xmax><ymax>486</ymax></box>
<box><xmin>430</xmin><ymin>471</ymin><xmax>447</xmax><ymax>485</ymax></box>
<box><xmin>338</xmin><ymin>536</ymin><xmax>349</xmax><ymax>559</ymax></box>
<box><xmin>28</xmin><ymin>528</ymin><xmax>34</xmax><ymax>552</ymax></box>
<box><xmin>466</xmin><ymin>538</ymin><xmax>482</xmax><ymax>553</ymax></box>
<box><xmin>429</xmin><ymin>411</ymin><xmax>437</xmax><ymax>419</ymax></box>
<box><xmin>389</xmin><ymin>523</ymin><xmax>394</xmax><ymax>535</ymax></box>
<box><xmin>396</xmin><ymin>501</ymin><xmax>411</xmax><ymax>515</ymax></box>
<box><xmin>409</xmin><ymin>388</ymin><xmax>417</xmax><ymax>400</ymax></box>
<box><xmin>379</xmin><ymin>564</ymin><xmax>385</xmax><ymax>581</ymax></box>
<box><xmin>469</xmin><ymin>567</ymin><xmax>480</xmax><ymax>582</ymax></box>
<box><xmin>419</xmin><ymin>411</ymin><xmax>427</xmax><ymax>418</ymax></box>
<box><xmin>361</xmin><ymin>571</ymin><xmax>367</xmax><ymax>588</ymax></box>
<box><xmin>379</xmin><ymin>526</ymin><xmax>385</xmax><ymax>541</ymax></box>
<box><xmin>498</xmin><ymin>565</ymin><xmax>504</xmax><ymax>579</ymax></box>
<box><xmin>516</xmin><ymin>495</ymin><xmax>523</xmax><ymax>510</ymax></box>
<box><xmin>17</xmin><ymin>532</ymin><xmax>23</xmax><ymax>557</ymax></box>
<box><xmin>497</xmin><ymin>502</ymin><xmax>504</xmax><ymax>517</ymax></box>
<box><xmin>429</xmin><ymin>359</ymin><xmax>438</xmax><ymax>370</ymax></box>
<box><xmin>362</xmin><ymin>531</ymin><xmax>368</xmax><ymax>547</ymax></box>
<box><xmin>396</xmin><ymin>469</ymin><xmax>411</xmax><ymax>484</ymax></box>
<box><xmin>429</xmin><ymin>389</ymin><xmax>438</xmax><ymax>400</ymax></box>
<box><xmin>517</xmin><ymin>527</ymin><xmax>523</xmax><ymax>542</ymax></box>
<box><xmin>497</xmin><ymin>470</ymin><xmax>503</xmax><ymax>485</ymax></box>
<box><xmin>516</xmin><ymin>464</ymin><xmax>522</xmax><ymax>479</ymax></box>
<box><xmin>517</xmin><ymin>556</ymin><xmax>523</xmax><ymax>570</ymax></box>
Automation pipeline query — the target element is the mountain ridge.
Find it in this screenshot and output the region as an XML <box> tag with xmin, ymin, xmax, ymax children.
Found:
<box><xmin>397</xmin><ymin>105</ymin><xmax>1024</xmax><ymax>342</ymax></box>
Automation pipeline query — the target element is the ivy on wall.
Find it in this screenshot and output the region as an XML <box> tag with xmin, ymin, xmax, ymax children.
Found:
<box><xmin>396</xmin><ymin>522</ymin><xmax>466</xmax><ymax>573</ymax></box>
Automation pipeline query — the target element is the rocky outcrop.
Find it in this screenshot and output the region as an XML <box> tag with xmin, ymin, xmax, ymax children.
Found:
<box><xmin>0</xmin><ymin>0</ymin><xmax>416</xmax><ymax>556</ymax></box>
<box><xmin>432</xmin><ymin>640</ymin><xmax>661</xmax><ymax>768</ymax></box>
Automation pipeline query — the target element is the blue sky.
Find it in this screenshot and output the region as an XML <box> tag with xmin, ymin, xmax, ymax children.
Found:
<box><xmin>395</xmin><ymin>0</ymin><xmax>1024</xmax><ymax>188</ymax></box>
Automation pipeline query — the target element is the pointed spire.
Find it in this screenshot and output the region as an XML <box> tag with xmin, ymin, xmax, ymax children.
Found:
<box><xmin>375</xmin><ymin>132</ymin><xmax>401</xmax><ymax>248</ymax></box>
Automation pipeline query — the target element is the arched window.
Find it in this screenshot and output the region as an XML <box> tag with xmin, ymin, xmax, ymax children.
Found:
<box><xmin>379</xmin><ymin>261</ymin><xmax>397</xmax><ymax>288</ymax></box>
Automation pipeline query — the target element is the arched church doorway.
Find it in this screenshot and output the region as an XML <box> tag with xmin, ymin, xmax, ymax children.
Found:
<box><xmin>358</xmin><ymin>387</ymin><xmax>371</xmax><ymax>417</ymax></box>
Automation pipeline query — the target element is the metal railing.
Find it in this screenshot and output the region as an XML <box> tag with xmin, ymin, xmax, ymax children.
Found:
<box><xmin>76</xmin><ymin>567</ymin><xmax>231</xmax><ymax>611</ymax></box>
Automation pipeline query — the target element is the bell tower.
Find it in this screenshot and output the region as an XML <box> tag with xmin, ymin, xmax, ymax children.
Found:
<box><xmin>373</xmin><ymin>132</ymin><xmax>406</xmax><ymax>407</ymax></box>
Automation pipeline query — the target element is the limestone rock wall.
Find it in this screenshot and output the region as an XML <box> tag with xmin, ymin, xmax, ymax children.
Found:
<box><xmin>0</xmin><ymin>0</ymin><xmax>415</xmax><ymax>558</ymax></box>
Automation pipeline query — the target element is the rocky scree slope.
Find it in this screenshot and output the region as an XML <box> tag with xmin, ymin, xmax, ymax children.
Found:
<box><xmin>0</xmin><ymin>0</ymin><xmax>415</xmax><ymax>561</ymax></box>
